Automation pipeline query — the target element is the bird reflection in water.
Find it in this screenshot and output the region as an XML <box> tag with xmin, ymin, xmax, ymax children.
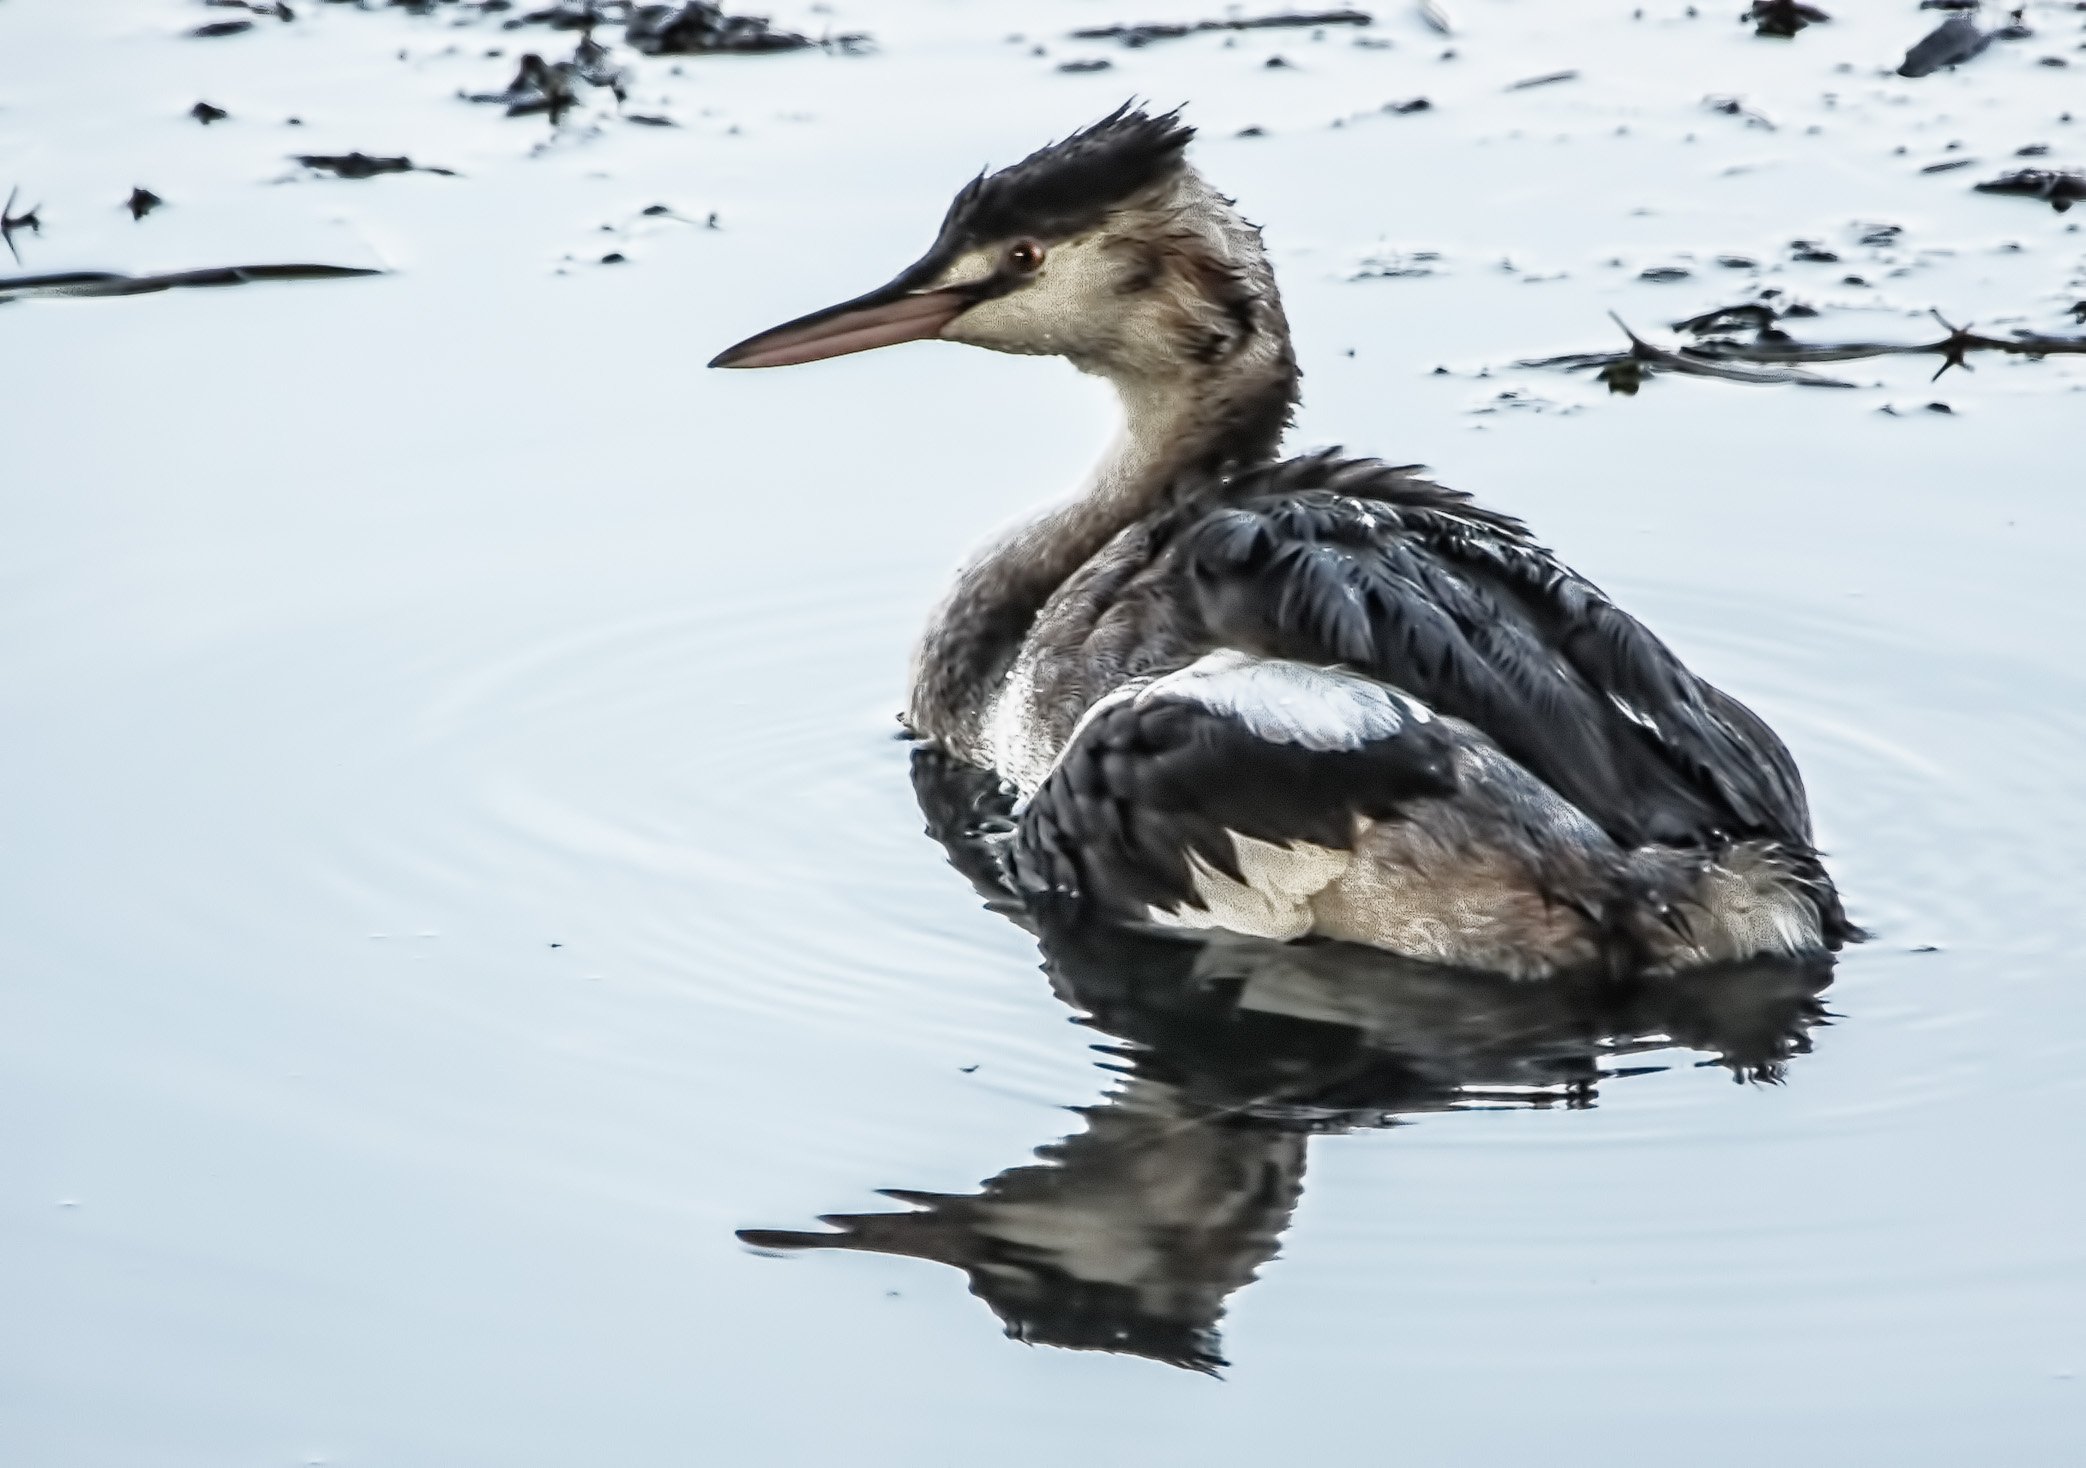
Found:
<box><xmin>736</xmin><ymin>751</ymin><xmax>1834</xmax><ymax>1375</ymax></box>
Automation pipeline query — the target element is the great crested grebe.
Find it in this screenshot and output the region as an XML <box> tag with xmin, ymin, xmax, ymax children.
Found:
<box><xmin>711</xmin><ymin>105</ymin><xmax>1856</xmax><ymax>977</ymax></box>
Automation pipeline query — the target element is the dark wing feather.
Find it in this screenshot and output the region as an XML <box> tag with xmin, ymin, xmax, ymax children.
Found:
<box><xmin>1010</xmin><ymin>690</ymin><xmax>1459</xmax><ymax>919</ymax></box>
<box><xmin>1176</xmin><ymin>453</ymin><xmax>1818</xmax><ymax>859</ymax></box>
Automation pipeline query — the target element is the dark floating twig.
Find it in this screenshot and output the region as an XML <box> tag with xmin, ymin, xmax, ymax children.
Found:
<box><xmin>1525</xmin><ymin>304</ymin><xmax>2086</xmax><ymax>392</ymax></box>
<box><xmin>1672</xmin><ymin>303</ymin><xmax>1778</xmax><ymax>336</ymax></box>
<box><xmin>2</xmin><ymin>186</ymin><xmax>41</xmax><ymax>266</ymax></box>
<box><xmin>1072</xmin><ymin>9</ymin><xmax>1372</xmax><ymax>47</ymax></box>
<box><xmin>0</xmin><ymin>264</ymin><xmax>380</xmax><ymax>306</ymax></box>
<box><xmin>296</xmin><ymin>152</ymin><xmax>456</xmax><ymax>178</ymax></box>
<box><xmin>1613</xmin><ymin>313</ymin><xmax>1858</xmax><ymax>388</ymax></box>
<box><xmin>1975</xmin><ymin>167</ymin><xmax>2086</xmax><ymax>213</ymax></box>
<box><xmin>1747</xmin><ymin>1</ymin><xmax>1828</xmax><ymax>39</ymax></box>
<box><xmin>1507</xmin><ymin>70</ymin><xmax>1578</xmax><ymax>91</ymax></box>
<box><xmin>1920</xmin><ymin>157</ymin><xmax>1978</xmax><ymax>174</ymax></box>
<box><xmin>1897</xmin><ymin>15</ymin><xmax>1990</xmax><ymax>77</ymax></box>
<box><xmin>190</xmin><ymin>19</ymin><xmax>254</xmax><ymax>39</ymax></box>
<box><xmin>125</xmin><ymin>187</ymin><xmax>163</xmax><ymax>220</ymax></box>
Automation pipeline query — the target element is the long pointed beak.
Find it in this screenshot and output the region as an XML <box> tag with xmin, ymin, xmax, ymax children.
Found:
<box><xmin>709</xmin><ymin>281</ymin><xmax>970</xmax><ymax>369</ymax></box>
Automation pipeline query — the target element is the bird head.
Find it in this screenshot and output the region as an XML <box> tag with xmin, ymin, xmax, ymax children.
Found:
<box><xmin>709</xmin><ymin>105</ymin><xmax>1284</xmax><ymax>388</ymax></box>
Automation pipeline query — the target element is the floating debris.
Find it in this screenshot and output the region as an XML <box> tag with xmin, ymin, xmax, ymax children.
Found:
<box><xmin>1974</xmin><ymin>167</ymin><xmax>2086</xmax><ymax>212</ymax></box>
<box><xmin>1071</xmin><ymin>10</ymin><xmax>1372</xmax><ymax>47</ymax></box>
<box><xmin>470</xmin><ymin>33</ymin><xmax>640</xmax><ymax>119</ymax></box>
<box><xmin>190</xmin><ymin>101</ymin><xmax>230</xmax><ymax>125</ymax></box>
<box><xmin>1897</xmin><ymin>15</ymin><xmax>1990</xmax><ymax>76</ymax></box>
<box><xmin>471</xmin><ymin>51</ymin><xmax>582</xmax><ymax>119</ymax></box>
<box><xmin>1672</xmin><ymin>303</ymin><xmax>1780</xmax><ymax>336</ymax></box>
<box><xmin>1529</xmin><ymin>307</ymin><xmax>2086</xmax><ymax>392</ymax></box>
<box><xmin>0</xmin><ymin>263</ymin><xmax>379</xmax><ymax>306</ymax></box>
<box><xmin>1352</xmin><ymin>248</ymin><xmax>1441</xmax><ymax>279</ymax></box>
<box><xmin>125</xmin><ymin>187</ymin><xmax>163</xmax><ymax>220</ymax></box>
<box><xmin>1383</xmin><ymin>97</ymin><xmax>1432</xmax><ymax>114</ymax></box>
<box><xmin>2</xmin><ymin>187</ymin><xmax>41</xmax><ymax>265</ymax></box>
<box><xmin>1471</xmin><ymin>387</ymin><xmax>1576</xmax><ymax>417</ymax></box>
<box><xmin>1507</xmin><ymin>70</ymin><xmax>1578</xmax><ymax>90</ymax></box>
<box><xmin>1920</xmin><ymin>157</ymin><xmax>1978</xmax><ymax>174</ymax></box>
<box><xmin>1747</xmin><ymin>1</ymin><xmax>1828</xmax><ymax>39</ymax></box>
<box><xmin>1530</xmin><ymin>315</ymin><xmax>1858</xmax><ymax>391</ymax></box>
<box><xmin>296</xmin><ymin>152</ymin><xmax>456</xmax><ymax>178</ymax></box>
<box><xmin>189</xmin><ymin>19</ymin><xmax>254</xmax><ymax>39</ymax></box>
<box><xmin>1417</xmin><ymin>0</ymin><xmax>1452</xmax><ymax>35</ymax></box>
<box><xmin>1058</xmin><ymin>58</ymin><xmax>1113</xmax><ymax>73</ymax></box>
<box><xmin>1703</xmin><ymin>94</ymin><xmax>1774</xmax><ymax>129</ymax></box>
<box><xmin>1638</xmin><ymin>265</ymin><xmax>1692</xmax><ymax>282</ymax></box>
<box><xmin>509</xmin><ymin>1</ymin><xmax>622</xmax><ymax>27</ymax></box>
<box><xmin>626</xmin><ymin>2</ymin><xmax>833</xmax><ymax>55</ymax></box>
<box><xmin>572</xmin><ymin>34</ymin><xmax>629</xmax><ymax>96</ymax></box>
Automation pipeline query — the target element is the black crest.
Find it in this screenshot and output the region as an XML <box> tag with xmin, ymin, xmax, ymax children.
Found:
<box><xmin>941</xmin><ymin>103</ymin><xmax>1195</xmax><ymax>244</ymax></box>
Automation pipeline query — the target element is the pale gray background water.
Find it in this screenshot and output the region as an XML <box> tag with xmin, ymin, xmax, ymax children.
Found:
<box><xmin>4</xmin><ymin>1</ymin><xmax>2083</xmax><ymax>1463</ymax></box>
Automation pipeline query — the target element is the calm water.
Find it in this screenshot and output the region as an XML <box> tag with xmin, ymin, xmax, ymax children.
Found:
<box><xmin>4</xmin><ymin>1</ymin><xmax>2083</xmax><ymax>1463</ymax></box>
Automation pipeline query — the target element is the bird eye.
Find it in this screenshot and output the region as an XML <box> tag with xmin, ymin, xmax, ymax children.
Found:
<box><xmin>1006</xmin><ymin>240</ymin><xmax>1045</xmax><ymax>273</ymax></box>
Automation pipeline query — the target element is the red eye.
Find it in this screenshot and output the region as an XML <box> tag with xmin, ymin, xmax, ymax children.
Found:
<box><xmin>1006</xmin><ymin>240</ymin><xmax>1045</xmax><ymax>272</ymax></box>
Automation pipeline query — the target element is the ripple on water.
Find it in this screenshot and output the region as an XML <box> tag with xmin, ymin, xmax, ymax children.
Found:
<box><xmin>339</xmin><ymin>566</ymin><xmax>2086</xmax><ymax>1131</ymax></box>
<box><xmin>341</xmin><ymin>572</ymin><xmax>1082</xmax><ymax>1089</ymax></box>
<box><xmin>1615</xmin><ymin>585</ymin><xmax>2086</xmax><ymax>1127</ymax></box>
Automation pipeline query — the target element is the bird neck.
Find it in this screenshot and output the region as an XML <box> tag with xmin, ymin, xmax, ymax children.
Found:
<box><xmin>908</xmin><ymin>342</ymin><xmax>1299</xmax><ymax>756</ymax></box>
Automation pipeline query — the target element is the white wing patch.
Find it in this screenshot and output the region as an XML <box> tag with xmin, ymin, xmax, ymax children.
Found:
<box><xmin>1152</xmin><ymin>649</ymin><xmax>1429</xmax><ymax>752</ymax></box>
<box><xmin>1019</xmin><ymin>650</ymin><xmax>1432</xmax><ymax>807</ymax></box>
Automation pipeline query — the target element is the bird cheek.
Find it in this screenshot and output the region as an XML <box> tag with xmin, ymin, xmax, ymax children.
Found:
<box><xmin>942</xmin><ymin>301</ymin><xmax>1019</xmax><ymax>351</ymax></box>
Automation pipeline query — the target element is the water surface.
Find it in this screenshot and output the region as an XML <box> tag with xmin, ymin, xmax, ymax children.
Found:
<box><xmin>4</xmin><ymin>1</ymin><xmax>2083</xmax><ymax>1463</ymax></box>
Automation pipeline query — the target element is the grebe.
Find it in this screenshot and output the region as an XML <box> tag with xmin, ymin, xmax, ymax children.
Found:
<box><xmin>711</xmin><ymin>105</ymin><xmax>1855</xmax><ymax>976</ymax></box>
